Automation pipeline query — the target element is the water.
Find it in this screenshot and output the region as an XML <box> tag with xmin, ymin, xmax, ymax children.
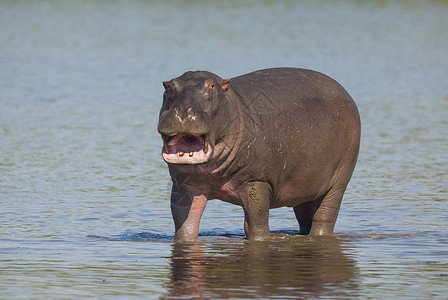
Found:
<box><xmin>1</xmin><ymin>0</ymin><xmax>447</xmax><ymax>298</ymax></box>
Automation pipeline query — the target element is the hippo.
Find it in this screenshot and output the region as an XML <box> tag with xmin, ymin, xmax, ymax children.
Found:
<box><xmin>158</xmin><ymin>68</ymin><xmax>360</xmax><ymax>241</ymax></box>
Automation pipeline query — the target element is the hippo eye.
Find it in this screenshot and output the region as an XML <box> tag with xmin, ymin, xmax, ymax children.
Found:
<box><xmin>165</xmin><ymin>87</ymin><xmax>172</xmax><ymax>94</ymax></box>
<box><xmin>205</xmin><ymin>80</ymin><xmax>215</xmax><ymax>92</ymax></box>
<box><xmin>163</xmin><ymin>81</ymin><xmax>172</xmax><ymax>95</ymax></box>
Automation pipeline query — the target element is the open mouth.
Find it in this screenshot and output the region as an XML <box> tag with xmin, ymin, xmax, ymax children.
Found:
<box><xmin>162</xmin><ymin>133</ymin><xmax>212</xmax><ymax>164</ymax></box>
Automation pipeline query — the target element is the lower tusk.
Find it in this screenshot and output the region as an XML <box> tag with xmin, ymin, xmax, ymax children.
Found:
<box><xmin>204</xmin><ymin>140</ymin><xmax>209</xmax><ymax>154</ymax></box>
<box><xmin>164</xmin><ymin>141</ymin><xmax>170</xmax><ymax>154</ymax></box>
<box><xmin>179</xmin><ymin>151</ymin><xmax>184</xmax><ymax>157</ymax></box>
<box><xmin>189</xmin><ymin>151</ymin><xmax>194</xmax><ymax>157</ymax></box>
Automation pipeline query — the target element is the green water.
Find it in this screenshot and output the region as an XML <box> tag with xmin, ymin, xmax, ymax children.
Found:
<box><xmin>1</xmin><ymin>0</ymin><xmax>447</xmax><ymax>298</ymax></box>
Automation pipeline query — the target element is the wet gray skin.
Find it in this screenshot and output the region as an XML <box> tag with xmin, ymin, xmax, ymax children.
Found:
<box><xmin>158</xmin><ymin>68</ymin><xmax>361</xmax><ymax>241</ymax></box>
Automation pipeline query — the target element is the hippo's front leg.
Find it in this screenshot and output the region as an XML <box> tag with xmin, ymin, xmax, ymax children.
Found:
<box><xmin>170</xmin><ymin>184</ymin><xmax>207</xmax><ymax>242</ymax></box>
<box><xmin>240</xmin><ymin>181</ymin><xmax>272</xmax><ymax>241</ymax></box>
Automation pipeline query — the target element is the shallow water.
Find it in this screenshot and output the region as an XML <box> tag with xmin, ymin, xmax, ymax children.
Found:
<box><xmin>1</xmin><ymin>0</ymin><xmax>447</xmax><ymax>299</ymax></box>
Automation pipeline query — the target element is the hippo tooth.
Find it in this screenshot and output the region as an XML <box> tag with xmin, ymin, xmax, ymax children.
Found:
<box><xmin>189</xmin><ymin>151</ymin><xmax>194</xmax><ymax>157</ymax></box>
<box><xmin>179</xmin><ymin>151</ymin><xmax>184</xmax><ymax>157</ymax></box>
<box><xmin>204</xmin><ymin>141</ymin><xmax>209</xmax><ymax>154</ymax></box>
<box><xmin>164</xmin><ymin>141</ymin><xmax>170</xmax><ymax>154</ymax></box>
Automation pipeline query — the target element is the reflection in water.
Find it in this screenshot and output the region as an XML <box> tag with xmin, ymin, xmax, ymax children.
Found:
<box><xmin>166</xmin><ymin>236</ymin><xmax>358</xmax><ymax>299</ymax></box>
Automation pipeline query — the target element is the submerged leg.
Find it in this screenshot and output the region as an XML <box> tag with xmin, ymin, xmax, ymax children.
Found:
<box><xmin>171</xmin><ymin>184</ymin><xmax>207</xmax><ymax>242</ymax></box>
<box><xmin>293</xmin><ymin>200</ymin><xmax>317</xmax><ymax>235</ymax></box>
<box><xmin>309</xmin><ymin>188</ymin><xmax>345</xmax><ymax>236</ymax></box>
<box><xmin>240</xmin><ymin>181</ymin><xmax>272</xmax><ymax>241</ymax></box>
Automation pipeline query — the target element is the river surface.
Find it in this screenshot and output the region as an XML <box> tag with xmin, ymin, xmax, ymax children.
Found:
<box><xmin>1</xmin><ymin>0</ymin><xmax>447</xmax><ymax>299</ymax></box>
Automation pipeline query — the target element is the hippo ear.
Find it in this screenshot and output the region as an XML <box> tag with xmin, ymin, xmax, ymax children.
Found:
<box><xmin>162</xmin><ymin>81</ymin><xmax>170</xmax><ymax>89</ymax></box>
<box><xmin>220</xmin><ymin>79</ymin><xmax>231</xmax><ymax>92</ymax></box>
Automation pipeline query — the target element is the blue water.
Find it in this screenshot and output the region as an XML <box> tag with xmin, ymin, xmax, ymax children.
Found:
<box><xmin>1</xmin><ymin>0</ymin><xmax>447</xmax><ymax>298</ymax></box>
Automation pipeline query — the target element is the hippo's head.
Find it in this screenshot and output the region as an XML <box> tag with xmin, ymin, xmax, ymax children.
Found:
<box><xmin>158</xmin><ymin>71</ymin><xmax>231</xmax><ymax>165</ymax></box>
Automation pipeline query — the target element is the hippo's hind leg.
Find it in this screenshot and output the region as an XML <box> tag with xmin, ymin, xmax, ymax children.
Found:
<box><xmin>294</xmin><ymin>188</ymin><xmax>345</xmax><ymax>236</ymax></box>
<box><xmin>293</xmin><ymin>201</ymin><xmax>316</xmax><ymax>235</ymax></box>
<box><xmin>309</xmin><ymin>188</ymin><xmax>345</xmax><ymax>235</ymax></box>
